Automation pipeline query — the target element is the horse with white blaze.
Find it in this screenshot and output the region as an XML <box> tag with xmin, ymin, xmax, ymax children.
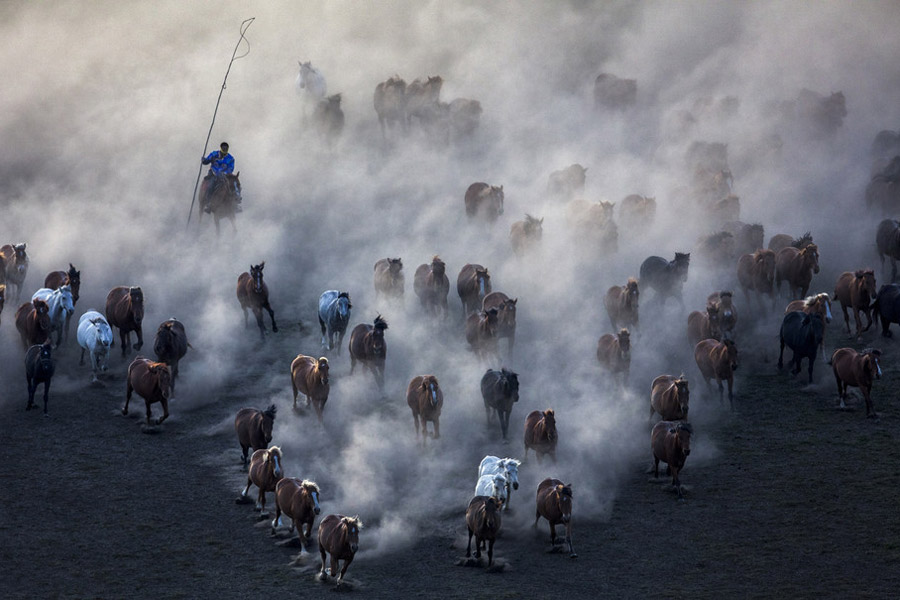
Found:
<box><xmin>478</xmin><ymin>456</ymin><xmax>521</xmax><ymax>511</ymax></box>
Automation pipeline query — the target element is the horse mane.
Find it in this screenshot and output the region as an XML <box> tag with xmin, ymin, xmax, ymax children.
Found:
<box><xmin>675</xmin><ymin>422</ymin><xmax>693</xmax><ymax>434</ymax></box>
<box><xmin>618</xmin><ymin>328</ymin><xmax>630</xmax><ymax>339</ymax></box>
<box><xmin>343</xmin><ymin>515</ymin><xmax>364</xmax><ymax>529</ymax></box>
<box><xmin>301</xmin><ymin>479</ymin><xmax>320</xmax><ymax>493</ymax></box>
<box><xmin>263</xmin><ymin>404</ymin><xmax>277</xmax><ymax>420</ymax></box>
<box><xmin>792</xmin><ymin>232</ymin><xmax>813</xmax><ymax>247</ymax></box>
<box><xmin>626</xmin><ymin>277</ymin><xmax>638</xmax><ymax>288</ymax></box>
<box><xmin>802</xmin><ymin>293</ymin><xmax>829</xmax><ymax>307</ymax></box>
<box><xmin>267</xmin><ymin>446</ymin><xmax>282</xmax><ymax>459</ymax></box>
<box><xmin>558</xmin><ymin>484</ymin><xmax>573</xmax><ymax>497</ymax></box>
<box><xmin>501</xmin><ymin>457</ymin><xmax>522</xmax><ymax>467</ymax></box>
<box><xmin>719</xmin><ymin>290</ymin><xmax>733</xmax><ymax>298</ymax></box>
<box><xmin>373</xmin><ymin>314</ymin><xmax>388</xmax><ymax>330</ymax></box>
<box><xmin>860</xmin><ymin>348</ymin><xmax>882</xmax><ymax>357</ymax></box>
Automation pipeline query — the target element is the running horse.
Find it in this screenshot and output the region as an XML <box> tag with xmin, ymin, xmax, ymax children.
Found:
<box><xmin>236</xmin><ymin>263</ymin><xmax>278</xmax><ymax>341</ymax></box>
<box><xmin>639</xmin><ymin>253</ymin><xmax>691</xmax><ymax>309</ymax></box>
<box><xmin>15</xmin><ymin>298</ymin><xmax>51</xmax><ymax>350</ymax></box>
<box><xmin>0</xmin><ymin>243</ymin><xmax>29</xmax><ymax>302</ymax></box>
<box><xmin>44</xmin><ymin>263</ymin><xmax>80</xmax><ymax>343</ymax></box>
<box><xmin>348</xmin><ymin>315</ymin><xmax>388</xmax><ymax>391</ymax></box>
<box><xmin>106</xmin><ymin>286</ymin><xmax>145</xmax><ymax>357</ymax></box>
<box><xmin>200</xmin><ymin>172</ymin><xmax>241</xmax><ymax>236</ymax></box>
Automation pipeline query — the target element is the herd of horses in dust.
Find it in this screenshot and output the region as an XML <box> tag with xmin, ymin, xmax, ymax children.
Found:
<box><xmin>6</xmin><ymin>62</ymin><xmax>900</xmax><ymax>584</ymax></box>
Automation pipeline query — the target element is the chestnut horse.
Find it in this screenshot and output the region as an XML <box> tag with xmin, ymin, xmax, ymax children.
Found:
<box><xmin>413</xmin><ymin>256</ymin><xmax>450</xmax><ymax>318</ymax></box>
<box><xmin>0</xmin><ymin>243</ymin><xmax>29</xmax><ymax>302</ymax></box>
<box><xmin>784</xmin><ymin>293</ymin><xmax>833</xmax><ymax>363</ymax></box>
<box><xmin>831</xmin><ymin>348</ymin><xmax>882</xmax><ymax>418</ymax></box>
<box><xmin>234</xmin><ymin>404</ymin><xmax>277</xmax><ymax>467</ymax></box>
<box><xmin>457</xmin><ymin>263</ymin><xmax>492</xmax><ymax>317</ymax></box>
<box><xmin>241</xmin><ymin>446</ymin><xmax>284</xmax><ymax>512</ymax></box>
<box><xmin>523</xmin><ymin>409</ymin><xmax>557</xmax><ymax>464</ymax></box>
<box><xmin>694</xmin><ymin>339</ymin><xmax>738</xmax><ymax>410</ymax></box>
<box><xmin>687</xmin><ymin>305</ymin><xmax>721</xmax><ymax>347</ymax></box>
<box><xmin>834</xmin><ymin>270</ymin><xmax>877</xmax><ymax>339</ymax></box>
<box><xmin>534</xmin><ymin>478</ymin><xmax>576</xmax><ymax>558</ymax></box>
<box><xmin>604</xmin><ymin>278</ymin><xmax>639</xmax><ymax>331</ymax></box>
<box><xmin>318</xmin><ymin>514</ymin><xmax>362</xmax><ymax>584</ymax></box>
<box><xmin>650</xmin><ymin>374</ymin><xmax>689</xmax><ymax>421</ymax></box>
<box><xmin>707</xmin><ymin>291</ymin><xmax>737</xmax><ymax>339</ymax></box>
<box><xmin>407</xmin><ymin>375</ymin><xmax>443</xmax><ymax>441</ymax></box>
<box><xmin>482</xmin><ymin>292</ymin><xmax>517</xmax><ymax>357</ymax></box>
<box><xmin>466</xmin><ymin>496</ymin><xmax>502</xmax><ymax>566</ymax></box>
<box><xmin>465</xmin><ymin>182</ymin><xmax>504</xmax><ymax>223</ymax></box>
<box><xmin>15</xmin><ymin>299</ymin><xmax>51</xmax><ymax>350</ymax></box>
<box><xmin>44</xmin><ymin>263</ymin><xmax>80</xmax><ymax>343</ymax></box>
<box><xmin>736</xmin><ymin>249</ymin><xmax>777</xmax><ymax>312</ymax></box>
<box><xmin>373</xmin><ymin>257</ymin><xmax>404</xmax><ymax>302</ymax></box>
<box><xmin>596</xmin><ymin>329</ymin><xmax>631</xmax><ymax>386</ymax></box>
<box><xmin>272</xmin><ymin>478</ymin><xmax>321</xmax><ymax>546</ymax></box>
<box><xmin>348</xmin><ymin>315</ymin><xmax>388</xmax><ymax>391</ymax></box>
<box><xmin>290</xmin><ymin>355</ymin><xmax>330</xmax><ymax>422</ymax></box>
<box><xmin>106</xmin><ymin>286</ymin><xmax>145</xmax><ymax>357</ymax></box>
<box><xmin>465</xmin><ymin>308</ymin><xmax>500</xmax><ymax>360</ymax></box>
<box><xmin>236</xmin><ymin>263</ymin><xmax>278</xmax><ymax>341</ymax></box>
<box><xmin>153</xmin><ymin>318</ymin><xmax>189</xmax><ymax>389</ymax></box>
<box><xmin>775</xmin><ymin>243</ymin><xmax>820</xmax><ymax>299</ymax></box>
<box><xmin>123</xmin><ymin>357</ymin><xmax>173</xmax><ymax>426</ymax></box>
<box><xmin>651</xmin><ymin>421</ymin><xmax>693</xmax><ymax>500</ymax></box>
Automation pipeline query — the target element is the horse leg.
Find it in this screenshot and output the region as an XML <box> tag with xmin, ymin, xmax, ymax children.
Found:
<box><xmin>835</xmin><ymin>373</ymin><xmax>846</xmax><ymax>409</ymax></box>
<box><xmin>26</xmin><ymin>379</ymin><xmax>35</xmax><ymax>411</ymax></box>
<box><xmin>42</xmin><ymin>379</ymin><xmax>51</xmax><ymax>415</ymax></box>
<box><xmin>413</xmin><ymin>413</ymin><xmax>420</xmax><ymax>440</ymax></box>
<box><xmin>120</xmin><ymin>329</ymin><xmax>128</xmax><ymax>357</ymax></box>
<box><xmin>777</xmin><ymin>336</ymin><xmax>785</xmax><ymax>370</ymax></box>
<box><xmin>807</xmin><ymin>357</ymin><xmax>815</xmax><ymax>384</ymax></box>
<box><xmin>134</xmin><ymin>325</ymin><xmax>143</xmax><ymax>352</ymax></box>
<box><xmin>549</xmin><ymin>522</ymin><xmax>557</xmax><ymax>545</ymax></box>
<box><xmin>319</xmin><ymin>548</ymin><xmax>328</xmax><ymax>579</ymax></box>
<box><xmin>727</xmin><ymin>376</ymin><xmax>734</xmax><ymax>411</ymax></box>
<box><xmin>242</xmin><ymin>306</ymin><xmax>249</xmax><ymax>328</ymax></box>
<box><xmin>338</xmin><ymin>555</ymin><xmax>353</xmax><ymax>583</ymax></box>
<box><xmin>500</xmin><ymin>410</ymin><xmax>510</xmax><ymax>441</ymax></box>
<box><xmin>433</xmin><ymin>417</ymin><xmax>440</xmax><ymax>439</ymax></box>
<box><xmin>330</xmin><ymin>555</ymin><xmax>339</xmax><ymax>580</ymax></box>
<box><xmin>156</xmin><ymin>398</ymin><xmax>169</xmax><ymax>426</ymax></box>
<box><xmin>336</xmin><ymin>330</ymin><xmax>346</xmax><ymax>355</ymax></box>
<box><xmin>264</xmin><ymin>302</ymin><xmax>277</xmax><ymax>332</ymax></box>
<box><xmin>254</xmin><ymin>308</ymin><xmax>265</xmax><ymax>341</ymax></box>
<box><xmin>319</xmin><ymin>317</ymin><xmax>327</xmax><ymax>349</ymax></box>
<box><xmin>79</xmin><ymin>347</ymin><xmax>85</xmax><ymax>366</ymax></box>
<box><xmin>840</xmin><ymin>304</ymin><xmax>851</xmax><ymax>334</ymax></box>
<box><xmin>864</xmin><ymin>387</ymin><xmax>876</xmax><ymax>418</ymax></box>
<box><xmin>566</xmin><ymin>522</ymin><xmax>576</xmax><ymax>558</ymax></box>
<box><xmin>487</xmin><ymin>538</ymin><xmax>494</xmax><ymax>567</ymax></box>
<box><xmin>241</xmin><ymin>477</ymin><xmax>252</xmax><ymax>498</ymax></box>
<box><xmin>717</xmin><ymin>378</ymin><xmax>724</xmax><ymax>406</ymax></box>
<box><xmin>145</xmin><ymin>399</ymin><xmax>153</xmax><ymax>425</ymax></box>
<box><xmin>466</xmin><ymin>528</ymin><xmax>474</xmax><ymax>558</ymax></box>
<box><xmin>123</xmin><ymin>379</ymin><xmax>133</xmax><ymax>415</ymax></box>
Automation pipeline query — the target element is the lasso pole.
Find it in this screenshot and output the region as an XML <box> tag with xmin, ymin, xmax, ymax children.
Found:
<box><xmin>187</xmin><ymin>17</ymin><xmax>255</xmax><ymax>229</ymax></box>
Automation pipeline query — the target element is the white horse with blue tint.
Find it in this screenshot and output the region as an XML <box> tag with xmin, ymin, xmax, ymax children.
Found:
<box><xmin>77</xmin><ymin>310</ymin><xmax>113</xmax><ymax>382</ymax></box>
<box><xmin>474</xmin><ymin>472</ymin><xmax>509</xmax><ymax>508</ymax></box>
<box><xmin>318</xmin><ymin>290</ymin><xmax>352</xmax><ymax>353</ymax></box>
<box><xmin>478</xmin><ymin>456</ymin><xmax>521</xmax><ymax>511</ymax></box>
<box><xmin>296</xmin><ymin>61</ymin><xmax>327</xmax><ymax>120</ymax></box>
<box><xmin>31</xmin><ymin>286</ymin><xmax>75</xmax><ymax>347</ymax></box>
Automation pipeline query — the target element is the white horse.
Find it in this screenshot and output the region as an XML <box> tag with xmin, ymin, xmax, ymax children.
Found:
<box><xmin>474</xmin><ymin>472</ymin><xmax>508</xmax><ymax>507</ymax></box>
<box><xmin>31</xmin><ymin>286</ymin><xmax>75</xmax><ymax>347</ymax></box>
<box><xmin>478</xmin><ymin>456</ymin><xmax>521</xmax><ymax>511</ymax></box>
<box><xmin>296</xmin><ymin>61</ymin><xmax>327</xmax><ymax>120</ymax></box>
<box><xmin>77</xmin><ymin>310</ymin><xmax>113</xmax><ymax>382</ymax></box>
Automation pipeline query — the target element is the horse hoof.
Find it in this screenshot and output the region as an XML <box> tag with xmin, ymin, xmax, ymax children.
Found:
<box><xmin>43</xmin><ymin>412</ymin><xmax>49</xmax><ymax>418</ymax></box>
<box><xmin>569</xmin><ymin>553</ymin><xmax>578</xmax><ymax>559</ymax></box>
<box><xmin>121</xmin><ymin>408</ymin><xmax>128</xmax><ymax>416</ymax></box>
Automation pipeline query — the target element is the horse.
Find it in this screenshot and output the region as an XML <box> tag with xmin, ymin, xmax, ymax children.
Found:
<box><xmin>650</xmin><ymin>374</ymin><xmax>690</xmax><ymax>421</ymax></box>
<box><xmin>234</xmin><ymin>404</ymin><xmax>277</xmax><ymax>467</ymax></box>
<box><xmin>694</xmin><ymin>339</ymin><xmax>738</xmax><ymax>410</ymax></box>
<box><xmin>596</xmin><ymin>329</ymin><xmax>631</xmax><ymax>386</ymax></box>
<box><xmin>272</xmin><ymin>478</ymin><xmax>321</xmax><ymax>547</ymax></box>
<box><xmin>707</xmin><ymin>291</ymin><xmax>737</xmax><ymax>339</ymax></box>
<box><xmin>866</xmin><ymin>173</ymin><xmax>900</xmax><ymax>216</ymax></box>
<box><xmin>724</xmin><ymin>221</ymin><xmax>765</xmax><ymax>257</ymax></box>
<box><xmin>604</xmin><ymin>278</ymin><xmax>639</xmax><ymax>330</ymax></box>
<box><xmin>651</xmin><ymin>421</ymin><xmax>693</xmax><ymax>500</ymax></box>
<box><xmin>457</xmin><ymin>263</ymin><xmax>492</xmax><ymax>317</ymax></box>
<box><xmin>348</xmin><ymin>315</ymin><xmax>388</xmax><ymax>391</ymax></box>
<box><xmin>481</xmin><ymin>369</ymin><xmax>519</xmax><ymax>442</ymax></box>
<box><xmin>775</xmin><ymin>243</ymin><xmax>820</xmax><ymax>299</ymax></box>
<box><xmin>318</xmin><ymin>290</ymin><xmax>352</xmax><ymax>353</ymax></box>
<box><xmin>478</xmin><ymin>456</ymin><xmax>521</xmax><ymax>511</ymax></box>
<box><xmin>312</xmin><ymin>94</ymin><xmax>344</xmax><ymax>146</ymax></box>
<box><xmin>106</xmin><ymin>286</ymin><xmax>144</xmax><ymax>357</ymax></box>
<box><xmin>547</xmin><ymin>164</ymin><xmax>587</xmax><ymax>200</ymax></box>
<box><xmin>44</xmin><ymin>263</ymin><xmax>80</xmax><ymax>343</ymax></box>
<box><xmin>464</xmin><ymin>182</ymin><xmax>504</xmax><ymax>223</ymax></box>
<box><xmin>768</xmin><ymin>232</ymin><xmax>813</xmax><ymax>254</ymax></box>
<box><xmin>687</xmin><ymin>305</ymin><xmax>721</xmax><ymax>347</ymax></box>
<box><xmin>318</xmin><ymin>515</ymin><xmax>362</xmax><ymax>584</ymax></box>
<box><xmin>736</xmin><ymin>249</ymin><xmax>777</xmax><ymax>312</ymax></box>
<box><xmin>534</xmin><ymin>478</ymin><xmax>576</xmax><ymax>558</ymax></box>
<box><xmin>566</xmin><ymin>199</ymin><xmax>618</xmax><ymax>254</ymax></box>
<box><xmin>465</xmin><ymin>496</ymin><xmax>502</xmax><ymax>567</ymax></box>
<box><xmin>0</xmin><ymin>284</ymin><xmax>6</xmax><ymax>327</ymax></box>
<box><xmin>0</xmin><ymin>243</ymin><xmax>29</xmax><ymax>302</ymax></box>
<box><xmin>25</xmin><ymin>343</ymin><xmax>55</xmax><ymax>415</ymax></box>
<box><xmin>373</xmin><ymin>258</ymin><xmax>404</xmax><ymax>302</ymax></box>
<box><xmin>15</xmin><ymin>298</ymin><xmax>51</xmax><ymax>350</ymax></box>
<box><xmin>594</xmin><ymin>72</ymin><xmax>636</xmax><ymax>109</ymax></box>
<box><xmin>509</xmin><ymin>214</ymin><xmax>543</xmax><ymax>256</ymax></box>
<box><xmin>873</xmin><ymin>283</ymin><xmax>900</xmax><ymax>337</ymax></box>
<box><xmin>482</xmin><ymin>292</ymin><xmax>517</xmax><ymax>358</ymax></box>
<box><xmin>374</xmin><ymin>75</ymin><xmax>407</xmax><ymax>139</ymax></box>
<box><xmin>876</xmin><ymin>219</ymin><xmax>900</xmax><ymax>283</ymax></box>
<box><xmin>523</xmin><ymin>409</ymin><xmax>557</xmax><ymax>464</ymax></box>
<box><xmin>465</xmin><ymin>308</ymin><xmax>500</xmax><ymax>361</ymax></box>
<box><xmin>407</xmin><ymin>375</ymin><xmax>443</xmax><ymax>441</ymax></box>
<box><xmin>153</xmin><ymin>318</ymin><xmax>189</xmax><ymax>389</ymax></box>
<box><xmin>779</xmin><ymin>312</ymin><xmax>826</xmax><ymax>384</ymax></box>
<box><xmin>413</xmin><ymin>256</ymin><xmax>450</xmax><ymax>318</ymax></box>
<box><xmin>236</xmin><ymin>263</ymin><xmax>278</xmax><ymax>341</ymax></box>
<box><xmin>123</xmin><ymin>357</ymin><xmax>173</xmax><ymax>426</ymax></box>
<box><xmin>618</xmin><ymin>194</ymin><xmax>656</xmax><ymax>230</ymax></box>
<box><xmin>200</xmin><ymin>172</ymin><xmax>241</xmax><ymax>236</ymax></box>
<box><xmin>77</xmin><ymin>310</ymin><xmax>113</xmax><ymax>382</ymax></box>
<box><xmin>709</xmin><ymin>194</ymin><xmax>741</xmax><ymax>224</ymax></box>
<box><xmin>241</xmin><ymin>447</ymin><xmax>284</xmax><ymax>513</ymax></box>
<box><xmin>834</xmin><ymin>270</ymin><xmax>877</xmax><ymax>339</ymax></box>
<box><xmin>696</xmin><ymin>231</ymin><xmax>735</xmax><ymax>269</ymax></box>
<box><xmin>474</xmin><ymin>473</ymin><xmax>509</xmax><ymax>507</ymax></box>
<box><xmin>31</xmin><ymin>286</ymin><xmax>75</xmax><ymax>348</ymax></box>
<box><xmin>639</xmin><ymin>253</ymin><xmax>690</xmax><ymax>309</ymax></box>
<box><xmin>296</xmin><ymin>60</ymin><xmax>327</xmax><ymax>118</ymax></box>
<box><xmin>784</xmin><ymin>293</ymin><xmax>833</xmax><ymax>364</ymax></box>
<box><xmin>831</xmin><ymin>348</ymin><xmax>882</xmax><ymax>418</ymax></box>
<box><xmin>405</xmin><ymin>75</ymin><xmax>443</xmax><ymax>128</ymax></box>
<box><xmin>290</xmin><ymin>355</ymin><xmax>330</xmax><ymax>422</ymax></box>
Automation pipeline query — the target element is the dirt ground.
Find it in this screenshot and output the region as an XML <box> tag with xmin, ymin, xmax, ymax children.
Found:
<box><xmin>2</xmin><ymin>309</ymin><xmax>900</xmax><ymax>600</ymax></box>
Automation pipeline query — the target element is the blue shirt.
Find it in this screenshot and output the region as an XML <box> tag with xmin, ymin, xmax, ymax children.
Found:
<box><xmin>202</xmin><ymin>151</ymin><xmax>235</xmax><ymax>176</ymax></box>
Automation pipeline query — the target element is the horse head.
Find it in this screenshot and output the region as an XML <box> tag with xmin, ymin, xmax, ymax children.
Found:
<box><xmin>302</xmin><ymin>480</ymin><xmax>321</xmax><ymax>515</ymax></box>
<box><xmin>670</xmin><ymin>422</ymin><xmax>693</xmax><ymax>457</ymax></box>
<box><xmin>502</xmin><ymin>458</ymin><xmax>521</xmax><ymax>489</ymax></box>
<box><xmin>524</xmin><ymin>214</ymin><xmax>544</xmax><ymax>237</ymax></box>
<box><xmin>674</xmin><ymin>376</ymin><xmax>690</xmax><ymax>415</ymax></box>
<box><xmin>316</xmin><ymin>357</ymin><xmax>330</xmax><ymax>386</ymax></box>
<box><xmin>792</xmin><ymin>232</ymin><xmax>813</xmax><ymax>249</ymax></box>
<box><xmin>262</xmin><ymin>404</ymin><xmax>277</xmax><ymax>444</ymax></box>
<box><xmin>555</xmin><ymin>483</ymin><xmax>574</xmax><ymax>523</ymax></box>
<box><xmin>13</xmin><ymin>243</ymin><xmax>27</xmax><ymax>268</ymax></box>
<box><xmin>58</xmin><ymin>285</ymin><xmax>75</xmax><ymax>314</ymax></box>
<box><xmin>483</xmin><ymin>497</ymin><xmax>500</xmax><ymax>529</ymax></box>
<box><xmin>431</xmin><ymin>256</ymin><xmax>446</xmax><ymax>277</ymax></box>
<box><xmin>421</xmin><ymin>375</ymin><xmax>440</xmax><ymax>406</ymax></box>
<box><xmin>617</xmin><ymin>329</ymin><xmax>631</xmax><ymax>360</ymax></box>
<box><xmin>474</xmin><ymin>267</ymin><xmax>490</xmax><ymax>298</ymax></box>
<box><xmin>674</xmin><ymin>253</ymin><xmax>691</xmax><ymax>281</ymax></box>
<box><xmin>33</xmin><ymin>298</ymin><xmax>51</xmax><ymax>331</ymax></box>
<box><xmin>857</xmin><ymin>269</ymin><xmax>878</xmax><ymax>300</ymax></box>
<box><xmin>266</xmin><ymin>446</ymin><xmax>283</xmax><ymax>479</ymax></box>
<box><xmin>542</xmin><ymin>409</ymin><xmax>557</xmax><ymax>441</ymax></box>
<box><xmin>802</xmin><ymin>244</ymin><xmax>820</xmax><ymax>274</ymax></box>
<box><xmin>128</xmin><ymin>287</ymin><xmax>144</xmax><ymax>323</ymax></box>
<box><xmin>337</xmin><ymin>292</ymin><xmax>352</xmax><ymax>318</ymax></box>
<box><xmin>502</xmin><ymin>369</ymin><xmax>520</xmax><ymax>403</ymax></box>
<box><xmin>372</xmin><ymin>315</ymin><xmax>388</xmax><ymax>354</ymax></box>
<box><xmin>490</xmin><ymin>185</ymin><xmax>504</xmax><ymax>216</ymax></box>
<box><xmin>250</xmin><ymin>263</ymin><xmax>265</xmax><ymax>293</ymax></box>
<box><xmin>723</xmin><ymin>339</ymin><xmax>739</xmax><ymax>371</ymax></box>
<box><xmin>388</xmin><ymin>258</ymin><xmax>403</xmax><ymax>275</ymax></box>
<box><xmin>342</xmin><ymin>516</ymin><xmax>363</xmax><ymax>553</ymax></box>
<box><xmin>863</xmin><ymin>349</ymin><xmax>883</xmax><ymax>380</ymax></box>
<box><xmin>150</xmin><ymin>363</ymin><xmax>173</xmax><ymax>400</ymax></box>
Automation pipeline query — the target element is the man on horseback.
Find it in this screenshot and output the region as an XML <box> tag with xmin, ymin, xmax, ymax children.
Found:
<box><xmin>200</xmin><ymin>142</ymin><xmax>241</xmax><ymax>213</ymax></box>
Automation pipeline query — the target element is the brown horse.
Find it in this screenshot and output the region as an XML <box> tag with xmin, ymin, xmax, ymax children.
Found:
<box><xmin>736</xmin><ymin>249</ymin><xmax>777</xmax><ymax>312</ymax></box>
<box><xmin>687</xmin><ymin>305</ymin><xmax>721</xmax><ymax>347</ymax></box>
<box><xmin>457</xmin><ymin>263</ymin><xmax>492</xmax><ymax>316</ymax></box>
<box><xmin>876</xmin><ymin>218</ymin><xmax>900</xmax><ymax>283</ymax></box>
<box><xmin>236</xmin><ymin>262</ymin><xmax>278</xmax><ymax>340</ymax></box>
<box><xmin>465</xmin><ymin>496</ymin><xmax>502</xmax><ymax>566</ymax></box>
<box><xmin>153</xmin><ymin>318</ymin><xmax>189</xmax><ymax>389</ymax></box>
<box><xmin>775</xmin><ymin>243</ymin><xmax>820</xmax><ymax>299</ymax></box>
<box><xmin>547</xmin><ymin>164</ymin><xmax>587</xmax><ymax>199</ymax></box>
<box><xmin>318</xmin><ymin>514</ymin><xmax>362</xmax><ymax>584</ymax></box>
<box><xmin>768</xmin><ymin>231</ymin><xmax>813</xmax><ymax>254</ymax></box>
<box><xmin>200</xmin><ymin>172</ymin><xmax>241</xmax><ymax>236</ymax></box>
<box><xmin>785</xmin><ymin>293</ymin><xmax>833</xmax><ymax>363</ymax></box>
<box><xmin>596</xmin><ymin>329</ymin><xmax>631</xmax><ymax>386</ymax></box>
<box><xmin>650</xmin><ymin>374</ymin><xmax>689</xmax><ymax>421</ymax></box>
<box><xmin>0</xmin><ymin>242</ymin><xmax>29</xmax><ymax>302</ymax></box>
<box><xmin>465</xmin><ymin>308</ymin><xmax>500</xmax><ymax>360</ymax></box>
<box><xmin>696</xmin><ymin>231</ymin><xmax>735</xmax><ymax>269</ymax></box>
<box><xmin>618</xmin><ymin>194</ymin><xmax>656</xmax><ymax>230</ymax></box>
<box><xmin>534</xmin><ymin>478</ymin><xmax>576</xmax><ymax>558</ymax></box>
<box><xmin>123</xmin><ymin>357</ymin><xmax>173</xmax><ymax>426</ymax></box>
<box><xmin>567</xmin><ymin>199</ymin><xmax>618</xmax><ymax>254</ymax></box>
<box><xmin>405</xmin><ymin>75</ymin><xmax>443</xmax><ymax>127</ymax></box>
<box><xmin>709</xmin><ymin>194</ymin><xmax>741</xmax><ymax>224</ymax></box>
<box><xmin>694</xmin><ymin>339</ymin><xmax>738</xmax><ymax>410</ymax></box>
<box><xmin>348</xmin><ymin>315</ymin><xmax>388</xmax><ymax>391</ymax></box>
<box><xmin>604</xmin><ymin>278</ymin><xmax>639</xmax><ymax>331</ymax></box>
<box><xmin>105</xmin><ymin>286</ymin><xmax>145</xmax><ymax>357</ymax></box>
<box><xmin>707</xmin><ymin>291</ymin><xmax>737</xmax><ymax>339</ymax></box>
<box><xmin>44</xmin><ymin>263</ymin><xmax>80</xmax><ymax>343</ymax></box>
<box><xmin>291</xmin><ymin>355</ymin><xmax>330</xmax><ymax>422</ymax></box>
<box><xmin>413</xmin><ymin>256</ymin><xmax>450</xmax><ymax>318</ymax></box>
<box><xmin>509</xmin><ymin>214</ymin><xmax>543</xmax><ymax>256</ymax></box>
<box><xmin>725</xmin><ymin>221</ymin><xmax>765</xmax><ymax>257</ymax></box>
<box><xmin>482</xmin><ymin>292</ymin><xmax>517</xmax><ymax>357</ymax></box>
<box><xmin>374</xmin><ymin>75</ymin><xmax>407</xmax><ymax>139</ymax></box>
<box><xmin>834</xmin><ymin>270</ymin><xmax>877</xmax><ymax>339</ymax></box>
<box><xmin>234</xmin><ymin>404</ymin><xmax>277</xmax><ymax>467</ymax></box>
<box><xmin>407</xmin><ymin>375</ymin><xmax>443</xmax><ymax>441</ymax></box>
<box><xmin>523</xmin><ymin>409</ymin><xmax>557</xmax><ymax>464</ymax></box>
<box><xmin>272</xmin><ymin>478</ymin><xmax>321</xmax><ymax>545</ymax></box>
<box><xmin>373</xmin><ymin>257</ymin><xmax>404</xmax><ymax>302</ymax></box>
<box><xmin>831</xmin><ymin>348</ymin><xmax>882</xmax><ymax>418</ymax></box>
<box><xmin>651</xmin><ymin>421</ymin><xmax>693</xmax><ymax>499</ymax></box>
<box><xmin>241</xmin><ymin>446</ymin><xmax>284</xmax><ymax>512</ymax></box>
<box><xmin>0</xmin><ymin>284</ymin><xmax>5</xmax><ymax>327</ymax></box>
<box><xmin>15</xmin><ymin>299</ymin><xmax>51</xmax><ymax>350</ymax></box>
<box><xmin>464</xmin><ymin>182</ymin><xmax>504</xmax><ymax>222</ymax></box>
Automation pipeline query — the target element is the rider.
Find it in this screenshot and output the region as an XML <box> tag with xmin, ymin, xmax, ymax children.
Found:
<box><xmin>200</xmin><ymin>142</ymin><xmax>241</xmax><ymax>213</ymax></box>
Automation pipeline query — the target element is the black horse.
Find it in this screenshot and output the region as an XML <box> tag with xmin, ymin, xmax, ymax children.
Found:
<box><xmin>638</xmin><ymin>253</ymin><xmax>691</xmax><ymax>309</ymax></box>
<box><xmin>778</xmin><ymin>311</ymin><xmax>825</xmax><ymax>383</ymax></box>
<box><xmin>873</xmin><ymin>283</ymin><xmax>900</xmax><ymax>337</ymax></box>
<box><xmin>25</xmin><ymin>343</ymin><xmax>55</xmax><ymax>415</ymax></box>
<box><xmin>481</xmin><ymin>368</ymin><xmax>519</xmax><ymax>441</ymax></box>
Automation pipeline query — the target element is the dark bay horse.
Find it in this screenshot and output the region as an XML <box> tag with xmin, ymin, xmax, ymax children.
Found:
<box><xmin>25</xmin><ymin>343</ymin><xmax>55</xmax><ymax>415</ymax></box>
<box><xmin>407</xmin><ymin>375</ymin><xmax>443</xmax><ymax>441</ymax></box>
<box><xmin>694</xmin><ymin>338</ymin><xmax>738</xmax><ymax>410</ymax></box>
<box><xmin>0</xmin><ymin>243</ymin><xmax>29</xmax><ymax>302</ymax></box>
<box><xmin>596</xmin><ymin>329</ymin><xmax>631</xmax><ymax>386</ymax></box>
<box><xmin>737</xmin><ymin>249</ymin><xmax>777</xmax><ymax>313</ymax></box>
<box><xmin>413</xmin><ymin>256</ymin><xmax>450</xmax><ymax>318</ymax></box>
<box><xmin>509</xmin><ymin>214</ymin><xmax>543</xmax><ymax>256</ymax></box>
<box><xmin>15</xmin><ymin>299</ymin><xmax>51</xmax><ymax>350</ymax></box>
<box><xmin>200</xmin><ymin>172</ymin><xmax>241</xmax><ymax>236</ymax></box>
<box><xmin>876</xmin><ymin>219</ymin><xmax>900</xmax><ymax>283</ymax></box>
<box><xmin>153</xmin><ymin>318</ymin><xmax>189</xmax><ymax>390</ymax></box>
<box><xmin>234</xmin><ymin>404</ymin><xmax>277</xmax><ymax>467</ymax></box>
<box><xmin>482</xmin><ymin>292</ymin><xmax>517</xmax><ymax>357</ymax></box>
<box><xmin>481</xmin><ymin>368</ymin><xmax>519</xmax><ymax>441</ymax></box>
<box><xmin>236</xmin><ymin>263</ymin><xmax>277</xmax><ymax>341</ymax></box>
<box><xmin>651</xmin><ymin>421</ymin><xmax>693</xmax><ymax>500</ymax></box>
<box><xmin>523</xmin><ymin>409</ymin><xmax>557</xmax><ymax>463</ymax></box>
<box><xmin>457</xmin><ymin>263</ymin><xmax>492</xmax><ymax>317</ymax></box>
<box><xmin>534</xmin><ymin>478</ymin><xmax>576</xmax><ymax>558</ymax></box>
<box><xmin>465</xmin><ymin>182</ymin><xmax>504</xmax><ymax>223</ymax></box>
<box><xmin>466</xmin><ymin>496</ymin><xmax>502</xmax><ymax>567</ymax></box>
<box><xmin>465</xmin><ymin>308</ymin><xmax>500</xmax><ymax>361</ymax></box>
<box><xmin>604</xmin><ymin>278</ymin><xmax>639</xmax><ymax>330</ymax></box>
<box><xmin>779</xmin><ymin>311</ymin><xmax>825</xmax><ymax>383</ymax></box>
<box><xmin>44</xmin><ymin>263</ymin><xmax>80</xmax><ymax>343</ymax></box>
<box><xmin>873</xmin><ymin>283</ymin><xmax>900</xmax><ymax>337</ymax></box>
<box><xmin>291</xmin><ymin>355</ymin><xmax>330</xmax><ymax>422</ymax></box>
<box><xmin>348</xmin><ymin>315</ymin><xmax>388</xmax><ymax>390</ymax></box>
<box><xmin>106</xmin><ymin>286</ymin><xmax>145</xmax><ymax>357</ymax></box>
<box><xmin>650</xmin><ymin>374</ymin><xmax>689</xmax><ymax>421</ymax></box>
<box><xmin>639</xmin><ymin>253</ymin><xmax>690</xmax><ymax>309</ymax></box>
